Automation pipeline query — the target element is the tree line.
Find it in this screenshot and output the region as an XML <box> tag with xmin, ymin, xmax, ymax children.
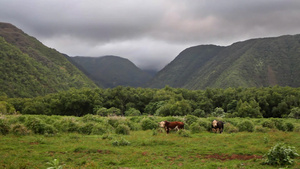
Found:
<box><xmin>1</xmin><ymin>86</ymin><xmax>300</xmax><ymax>118</ymax></box>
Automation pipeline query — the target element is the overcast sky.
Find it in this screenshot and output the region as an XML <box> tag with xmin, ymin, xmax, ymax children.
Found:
<box><xmin>1</xmin><ymin>0</ymin><xmax>300</xmax><ymax>70</ymax></box>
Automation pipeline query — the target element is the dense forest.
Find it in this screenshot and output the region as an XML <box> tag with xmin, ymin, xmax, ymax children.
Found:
<box><xmin>0</xmin><ymin>23</ymin><xmax>97</xmax><ymax>98</ymax></box>
<box><xmin>148</xmin><ymin>35</ymin><xmax>300</xmax><ymax>89</ymax></box>
<box><xmin>1</xmin><ymin>86</ymin><xmax>300</xmax><ymax>118</ymax></box>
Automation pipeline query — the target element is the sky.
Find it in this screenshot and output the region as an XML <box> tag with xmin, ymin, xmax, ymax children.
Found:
<box><xmin>1</xmin><ymin>0</ymin><xmax>300</xmax><ymax>71</ymax></box>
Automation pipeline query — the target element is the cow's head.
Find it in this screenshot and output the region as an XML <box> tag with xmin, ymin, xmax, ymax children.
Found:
<box><xmin>159</xmin><ymin>121</ymin><xmax>166</xmax><ymax>128</ymax></box>
<box><xmin>212</xmin><ymin>120</ymin><xmax>218</xmax><ymax>127</ymax></box>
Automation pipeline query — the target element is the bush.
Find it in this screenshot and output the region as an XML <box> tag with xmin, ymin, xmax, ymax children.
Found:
<box><xmin>255</xmin><ymin>126</ymin><xmax>269</xmax><ymax>133</ymax></box>
<box><xmin>12</xmin><ymin>124</ymin><xmax>31</xmax><ymax>135</ymax></box>
<box><xmin>112</xmin><ymin>137</ymin><xmax>131</xmax><ymax>146</ymax></box>
<box><xmin>185</xmin><ymin>115</ymin><xmax>198</xmax><ymax>125</ymax></box>
<box><xmin>82</xmin><ymin>114</ymin><xmax>103</xmax><ymax>123</ymax></box>
<box><xmin>25</xmin><ymin>117</ymin><xmax>48</xmax><ymax>134</ymax></box>
<box><xmin>191</xmin><ymin>109</ymin><xmax>205</xmax><ymax>117</ymax></box>
<box><xmin>272</xmin><ymin>119</ymin><xmax>287</xmax><ymax>131</ymax></box>
<box><xmin>140</xmin><ymin>118</ymin><xmax>158</xmax><ymax>130</ymax></box>
<box><xmin>177</xmin><ymin>129</ymin><xmax>191</xmax><ymax>137</ymax></box>
<box><xmin>294</xmin><ymin>126</ymin><xmax>300</xmax><ymax>132</ymax></box>
<box><xmin>125</xmin><ymin>108</ymin><xmax>141</xmax><ymax>116</ymax></box>
<box><xmin>262</xmin><ymin>120</ymin><xmax>275</xmax><ymax>129</ymax></box>
<box><xmin>0</xmin><ymin>118</ymin><xmax>10</xmax><ymax>135</ymax></box>
<box><xmin>285</xmin><ymin>122</ymin><xmax>294</xmax><ymax>132</ymax></box>
<box><xmin>44</xmin><ymin>124</ymin><xmax>57</xmax><ymax>134</ymax></box>
<box><xmin>58</xmin><ymin>118</ymin><xmax>80</xmax><ymax>132</ymax></box>
<box><xmin>237</xmin><ymin>120</ymin><xmax>254</xmax><ymax>132</ymax></box>
<box><xmin>198</xmin><ymin>119</ymin><xmax>211</xmax><ymax>131</ymax></box>
<box><xmin>79</xmin><ymin>123</ymin><xmax>94</xmax><ymax>135</ymax></box>
<box><xmin>91</xmin><ymin>124</ymin><xmax>109</xmax><ymax>135</ymax></box>
<box><xmin>108</xmin><ymin>116</ymin><xmax>125</xmax><ymax>128</ymax></box>
<box><xmin>264</xmin><ymin>143</ymin><xmax>299</xmax><ymax>166</ymax></box>
<box><xmin>189</xmin><ymin>122</ymin><xmax>201</xmax><ymax>134</ymax></box>
<box><xmin>115</xmin><ymin>124</ymin><xmax>130</xmax><ymax>135</ymax></box>
<box><xmin>224</xmin><ymin>123</ymin><xmax>238</xmax><ymax>133</ymax></box>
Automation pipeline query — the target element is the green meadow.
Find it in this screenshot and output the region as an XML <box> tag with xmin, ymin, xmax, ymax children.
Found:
<box><xmin>1</xmin><ymin>115</ymin><xmax>300</xmax><ymax>168</ymax></box>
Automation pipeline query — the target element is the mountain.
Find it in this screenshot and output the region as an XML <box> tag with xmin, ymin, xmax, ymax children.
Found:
<box><xmin>0</xmin><ymin>22</ymin><xmax>97</xmax><ymax>97</ymax></box>
<box><xmin>147</xmin><ymin>34</ymin><xmax>300</xmax><ymax>89</ymax></box>
<box><xmin>71</xmin><ymin>56</ymin><xmax>153</xmax><ymax>88</ymax></box>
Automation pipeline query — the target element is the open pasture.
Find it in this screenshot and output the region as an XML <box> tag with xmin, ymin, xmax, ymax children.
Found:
<box><xmin>1</xmin><ymin>115</ymin><xmax>300</xmax><ymax>168</ymax></box>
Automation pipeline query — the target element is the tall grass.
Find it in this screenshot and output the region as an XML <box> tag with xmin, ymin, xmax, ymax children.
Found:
<box><xmin>0</xmin><ymin>115</ymin><xmax>300</xmax><ymax>168</ymax></box>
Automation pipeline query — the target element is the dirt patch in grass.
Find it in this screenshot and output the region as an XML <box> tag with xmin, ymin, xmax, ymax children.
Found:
<box><xmin>204</xmin><ymin>154</ymin><xmax>263</xmax><ymax>161</ymax></box>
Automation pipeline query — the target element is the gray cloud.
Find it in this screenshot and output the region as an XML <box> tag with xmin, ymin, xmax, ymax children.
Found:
<box><xmin>1</xmin><ymin>0</ymin><xmax>300</xmax><ymax>70</ymax></box>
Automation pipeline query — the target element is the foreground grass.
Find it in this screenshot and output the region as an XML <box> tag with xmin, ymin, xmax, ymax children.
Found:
<box><xmin>1</xmin><ymin>130</ymin><xmax>300</xmax><ymax>168</ymax></box>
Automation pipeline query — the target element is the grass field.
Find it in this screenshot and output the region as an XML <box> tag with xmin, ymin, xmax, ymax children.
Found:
<box><xmin>1</xmin><ymin>115</ymin><xmax>300</xmax><ymax>168</ymax></box>
<box><xmin>1</xmin><ymin>130</ymin><xmax>300</xmax><ymax>168</ymax></box>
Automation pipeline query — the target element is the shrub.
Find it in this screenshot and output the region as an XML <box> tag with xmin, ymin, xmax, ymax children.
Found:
<box><xmin>43</xmin><ymin>124</ymin><xmax>57</xmax><ymax>134</ymax></box>
<box><xmin>79</xmin><ymin>123</ymin><xmax>94</xmax><ymax>135</ymax></box>
<box><xmin>25</xmin><ymin>117</ymin><xmax>48</xmax><ymax>134</ymax></box>
<box><xmin>271</xmin><ymin>119</ymin><xmax>287</xmax><ymax>131</ymax></box>
<box><xmin>285</xmin><ymin>122</ymin><xmax>294</xmax><ymax>132</ymax></box>
<box><xmin>125</xmin><ymin>108</ymin><xmax>141</xmax><ymax>116</ymax></box>
<box><xmin>224</xmin><ymin>123</ymin><xmax>238</xmax><ymax>133</ymax></box>
<box><xmin>108</xmin><ymin>116</ymin><xmax>125</xmax><ymax>128</ymax></box>
<box><xmin>0</xmin><ymin>101</ymin><xmax>16</xmax><ymax>114</ymax></box>
<box><xmin>177</xmin><ymin>129</ymin><xmax>191</xmax><ymax>137</ymax></box>
<box><xmin>58</xmin><ymin>118</ymin><xmax>79</xmax><ymax>132</ymax></box>
<box><xmin>12</xmin><ymin>124</ymin><xmax>31</xmax><ymax>135</ymax></box>
<box><xmin>112</xmin><ymin>137</ymin><xmax>130</xmax><ymax>146</ymax></box>
<box><xmin>115</xmin><ymin>124</ymin><xmax>130</xmax><ymax>135</ymax></box>
<box><xmin>82</xmin><ymin>114</ymin><xmax>103</xmax><ymax>123</ymax></box>
<box><xmin>198</xmin><ymin>119</ymin><xmax>211</xmax><ymax>131</ymax></box>
<box><xmin>0</xmin><ymin>118</ymin><xmax>10</xmax><ymax>135</ymax></box>
<box><xmin>237</xmin><ymin>120</ymin><xmax>254</xmax><ymax>132</ymax></box>
<box><xmin>255</xmin><ymin>126</ymin><xmax>269</xmax><ymax>133</ymax></box>
<box><xmin>191</xmin><ymin>109</ymin><xmax>205</xmax><ymax>117</ymax></box>
<box><xmin>185</xmin><ymin>115</ymin><xmax>198</xmax><ymax>125</ymax></box>
<box><xmin>91</xmin><ymin>124</ymin><xmax>109</xmax><ymax>135</ymax></box>
<box><xmin>189</xmin><ymin>122</ymin><xmax>201</xmax><ymax>134</ymax></box>
<box><xmin>264</xmin><ymin>143</ymin><xmax>299</xmax><ymax>166</ymax></box>
<box><xmin>17</xmin><ymin>115</ymin><xmax>26</xmax><ymax>123</ymax></box>
<box><xmin>140</xmin><ymin>118</ymin><xmax>158</xmax><ymax>130</ymax></box>
<box><xmin>294</xmin><ymin>126</ymin><xmax>300</xmax><ymax>132</ymax></box>
<box><xmin>211</xmin><ymin>107</ymin><xmax>225</xmax><ymax>117</ymax></box>
<box><xmin>288</xmin><ymin>107</ymin><xmax>300</xmax><ymax>119</ymax></box>
<box><xmin>262</xmin><ymin>120</ymin><xmax>275</xmax><ymax>129</ymax></box>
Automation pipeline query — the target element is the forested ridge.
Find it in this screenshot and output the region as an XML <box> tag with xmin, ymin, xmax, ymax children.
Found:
<box><xmin>1</xmin><ymin>86</ymin><xmax>300</xmax><ymax>118</ymax></box>
<box><xmin>148</xmin><ymin>34</ymin><xmax>300</xmax><ymax>89</ymax></box>
<box><xmin>71</xmin><ymin>56</ymin><xmax>153</xmax><ymax>88</ymax></box>
<box><xmin>0</xmin><ymin>22</ymin><xmax>97</xmax><ymax>97</ymax></box>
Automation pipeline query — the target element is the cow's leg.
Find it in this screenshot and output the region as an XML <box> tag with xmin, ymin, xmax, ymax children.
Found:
<box><xmin>220</xmin><ymin>127</ymin><xmax>223</xmax><ymax>133</ymax></box>
<box><xmin>174</xmin><ymin>126</ymin><xmax>179</xmax><ymax>131</ymax></box>
<box><xmin>166</xmin><ymin>127</ymin><xmax>170</xmax><ymax>134</ymax></box>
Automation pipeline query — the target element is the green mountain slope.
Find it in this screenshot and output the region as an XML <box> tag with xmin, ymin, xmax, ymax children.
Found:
<box><xmin>0</xmin><ymin>22</ymin><xmax>97</xmax><ymax>97</ymax></box>
<box><xmin>71</xmin><ymin>56</ymin><xmax>153</xmax><ymax>88</ymax></box>
<box><xmin>148</xmin><ymin>34</ymin><xmax>300</xmax><ymax>89</ymax></box>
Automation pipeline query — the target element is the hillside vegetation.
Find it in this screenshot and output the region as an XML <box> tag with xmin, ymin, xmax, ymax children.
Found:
<box><xmin>148</xmin><ymin>35</ymin><xmax>300</xmax><ymax>89</ymax></box>
<box><xmin>0</xmin><ymin>22</ymin><xmax>97</xmax><ymax>97</ymax></box>
<box><xmin>71</xmin><ymin>56</ymin><xmax>153</xmax><ymax>88</ymax></box>
<box><xmin>1</xmin><ymin>86</ymin><xmax>300</xmax><ymax>118</ymax></box>
<box><xmin>0</xmin><ymin>115</ymin><xmax>300</xmax><ymax>168</ymax></box>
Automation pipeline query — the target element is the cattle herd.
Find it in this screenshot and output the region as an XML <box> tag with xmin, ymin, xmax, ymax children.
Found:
<box><xmin>159</xmin><ymin>120</ymin><xmax>225</xmax><ymax>134</ymax></box>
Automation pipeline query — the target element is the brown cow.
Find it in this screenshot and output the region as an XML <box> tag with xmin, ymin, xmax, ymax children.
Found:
<box><xmin>159</xmin><ymin>121</ymin><xmax>184</xmax><ymax>134</ymax></box>
<box><xmin>212</xmin><ymin>120</ymin><xmax>224</xmax><ymax>133</ymax></box>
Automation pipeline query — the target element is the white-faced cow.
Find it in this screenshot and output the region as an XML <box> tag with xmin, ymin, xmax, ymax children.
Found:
<box><xmin>212</xmin><ymin>120</ymin><xmax>224</xmax><ymax>133</ymax></box>
<box><xmin>159</xmin><ymin>121</ymin><xmax>184</xmax><ymax>134</ymax></box>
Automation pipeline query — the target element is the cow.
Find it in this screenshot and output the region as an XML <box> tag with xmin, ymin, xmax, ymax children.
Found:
<box><xmin>212</xmin><ymin>120</ymin><xmax>224</xmax><ymax>133</ymax></box>
<box><xmin>159</xmin><ymin>121</ymin><xmax>184</xmax><ymax>134</ymax></box>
